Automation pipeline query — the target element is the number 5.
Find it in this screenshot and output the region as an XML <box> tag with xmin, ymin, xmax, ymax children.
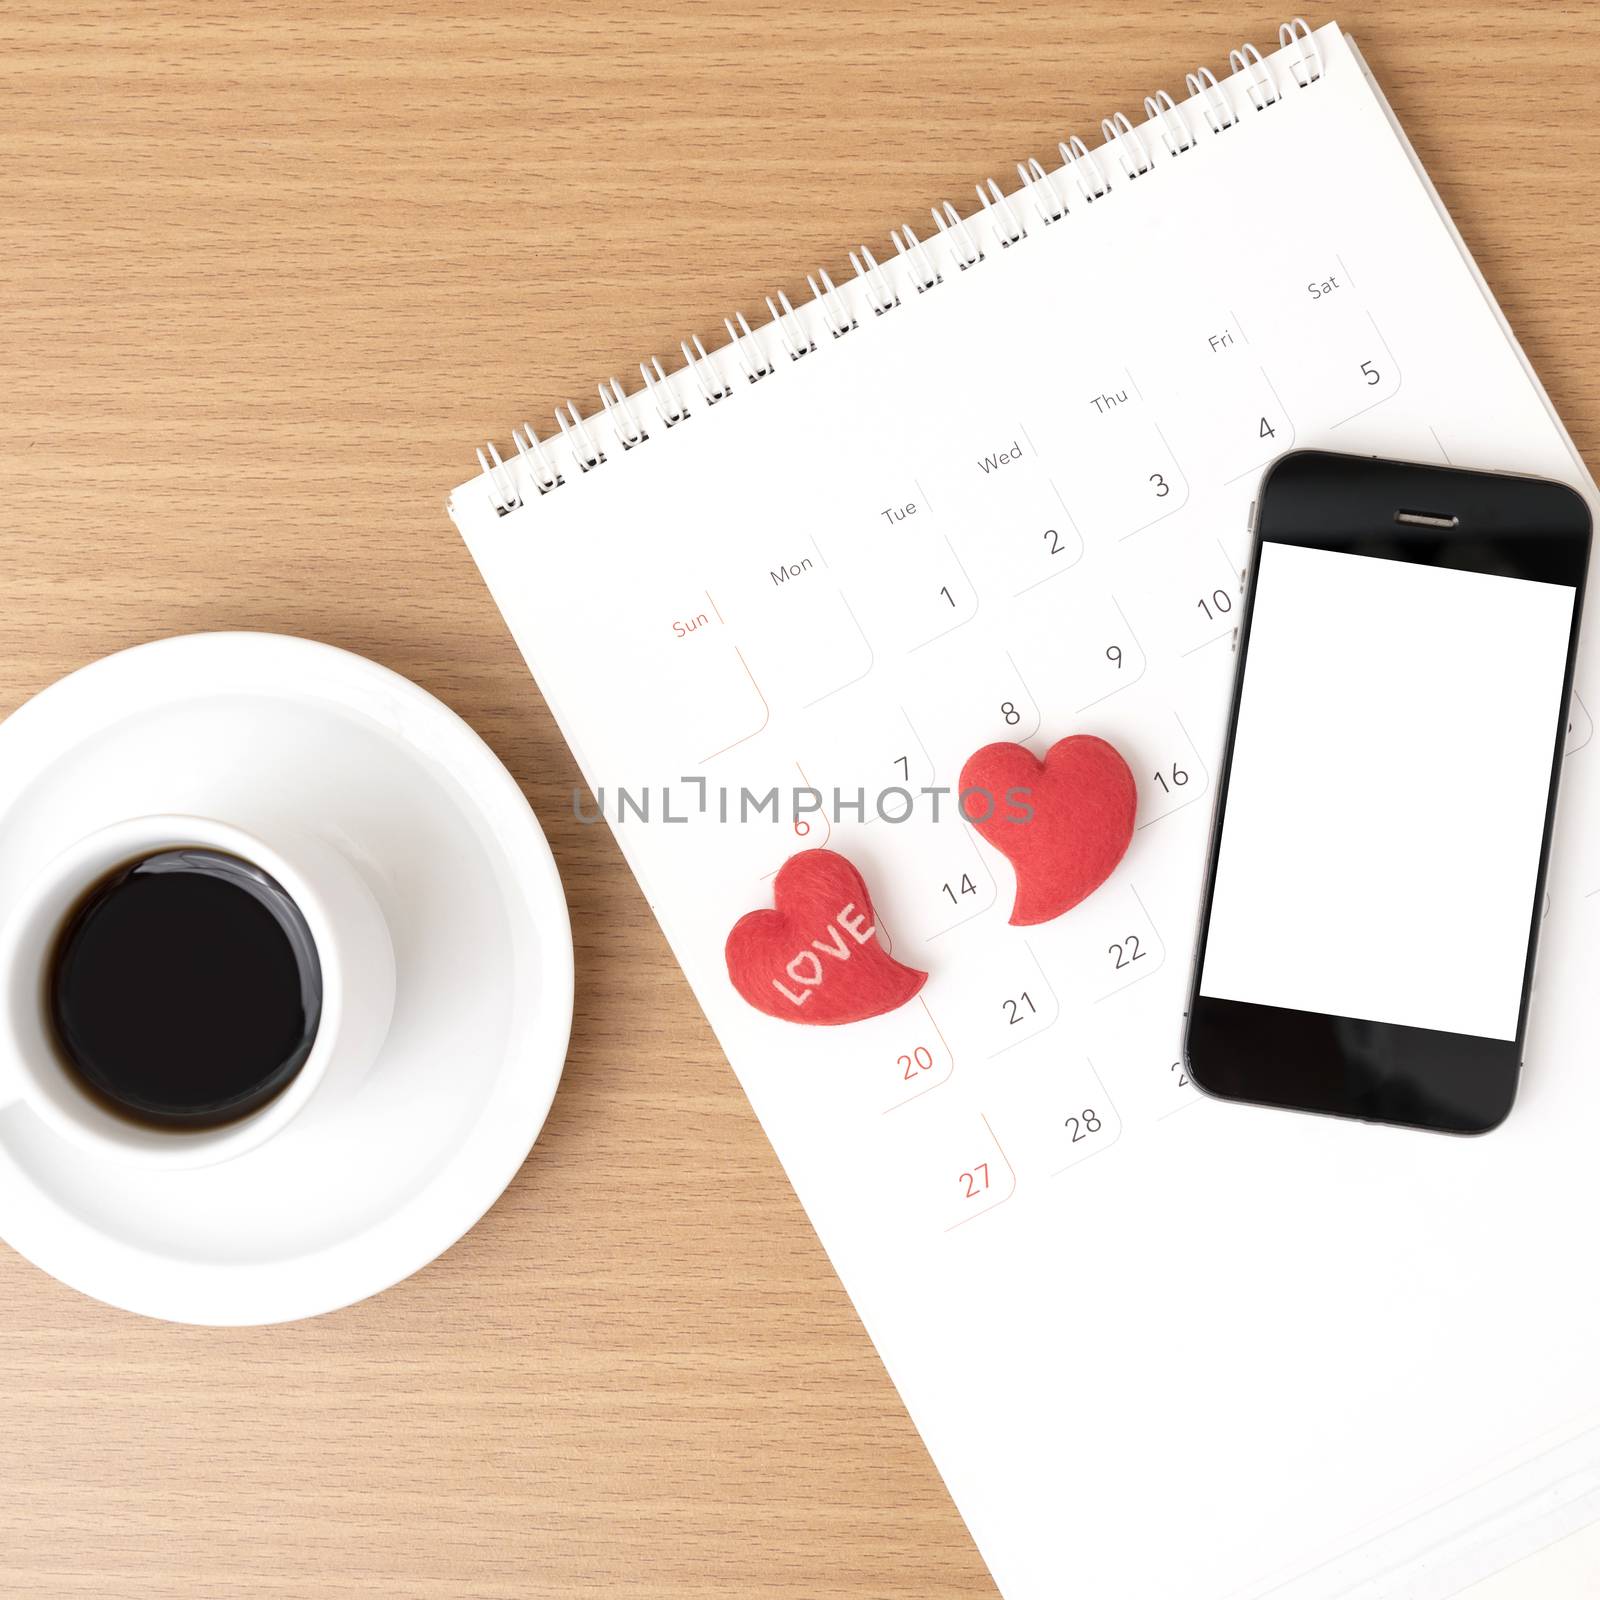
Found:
<box><xmin>1360</xmin><ymin>359</ymin><xmax>1381</xmax><ymax>386</ymax></box>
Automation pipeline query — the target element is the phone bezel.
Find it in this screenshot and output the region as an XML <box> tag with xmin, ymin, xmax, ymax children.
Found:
<box><xmin>1184</xmin><ymin>450</ymin><xmax>1592</xmax><ymax>1134</ymax></box>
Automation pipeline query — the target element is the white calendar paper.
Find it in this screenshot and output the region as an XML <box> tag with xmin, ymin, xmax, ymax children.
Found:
<box><xmin>452</xmin><ymin>24</ymin><xmax>1600</xmax><ymax>1599</ymax></box>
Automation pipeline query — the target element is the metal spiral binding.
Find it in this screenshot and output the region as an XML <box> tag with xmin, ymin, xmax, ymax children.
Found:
<box><xmin>848</xmin><ymin>245</ymin><xmax>898</xmax><ymax>316</ymax></box>
<box><xmin>892</xmin><ymin>224</ymin><xmax>942</xmax><ymax>294</ymax></box>
<box><xmin>1185</xmin><ymin>67</ymin><xmax>1239</xmax><ymax>134</ymax></box>
<box><xmin>1061</xmin><ymin>135</ymin><xmax>1113</xmax><ymax>202</ymax></box>
<box><xmin>1143</xmin><ymin>90</ymin><xmax>1198</xmax><ymax>158</ymax></box>
<box><xmin>1015</xmin><ymin>157</ymin><xmax>1066</xmax><ymax>225</ymax></box>
<box><xmin>1101</xmin><ymin>113</ymin><xmax>1156</xmax><ymax>180</ymax></box>
<box><xmin>475</xmin><ymin>19</ymin><xmax>1324</xmax><ymax>516</ymax></box>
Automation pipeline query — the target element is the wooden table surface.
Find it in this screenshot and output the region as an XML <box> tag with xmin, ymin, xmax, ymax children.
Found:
<box><xmin>4</xmin><ymin>4</ymin><xmax>1599</xmax><ymax>1594</ymax></box>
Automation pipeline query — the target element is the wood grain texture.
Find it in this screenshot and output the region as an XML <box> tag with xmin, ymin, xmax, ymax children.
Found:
<box><xmin>2</xmin><ymin>4</ymin><xmax>1597</xmax><ymax>1594</ymax></box>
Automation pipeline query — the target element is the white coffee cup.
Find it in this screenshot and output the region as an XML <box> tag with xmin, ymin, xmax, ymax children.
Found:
<box><xmin>0</xmin><ymin>814</ymin><xmax>396</xmax><ymax>1171</ymax></box>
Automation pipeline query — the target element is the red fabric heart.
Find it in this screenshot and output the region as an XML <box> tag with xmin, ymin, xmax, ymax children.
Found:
<box><xmin>725</xmin><ymin>849</ymin><xmax>928</xmax><ymax>1025</ymax></box>
<box><xmin>960</xmin><ymin>736</ymin><xmax>1135</xmax><ymax>926</ymax></box>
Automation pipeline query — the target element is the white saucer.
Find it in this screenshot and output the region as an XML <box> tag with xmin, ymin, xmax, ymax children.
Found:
<box><xmin>0</xmin><ymin>633</ymin><xmax>573</xmax><ymax>1325</ymax></box>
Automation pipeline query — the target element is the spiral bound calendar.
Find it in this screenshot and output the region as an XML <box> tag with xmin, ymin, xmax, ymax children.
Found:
<box><xmin>451</xmin><ymin>21</ymin><xmax>1600</xmax><ymax>1599</ymax></box>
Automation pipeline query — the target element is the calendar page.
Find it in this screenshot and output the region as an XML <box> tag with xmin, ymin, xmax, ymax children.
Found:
<box><xmin>452</xmin><ymin>25</ymin><xmax>1600</xmax><ymax>1599</ymax></box>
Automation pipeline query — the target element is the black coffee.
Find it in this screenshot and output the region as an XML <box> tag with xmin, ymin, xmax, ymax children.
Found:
<box><xmin>48</xmin><ymin>849</ymin><xmax>322</xmax><ymax>1129</ymax></box>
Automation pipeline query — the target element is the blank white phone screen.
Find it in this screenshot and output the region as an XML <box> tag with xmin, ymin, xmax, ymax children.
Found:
<box><xmin>1199</xmin><ymin>541</ymin><xmax>1575</xmax><ymax>1041</ymax></box>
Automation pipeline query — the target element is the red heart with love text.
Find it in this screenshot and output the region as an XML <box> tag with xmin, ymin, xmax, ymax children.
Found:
<box><xmin>960</xmin><ymin>736</ymin><xmax>1136</xmax><ymax>925</ymax></box>
<box><xmin>725</xmin><ymin>849</ymin><xmax>928</xmax><ymax>1025</ymax></box>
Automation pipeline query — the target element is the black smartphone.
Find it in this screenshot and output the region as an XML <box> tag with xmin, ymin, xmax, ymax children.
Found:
<box><xmin>1184</xmin><ymin>450</ymin><xmax>1591</xmax><ymax>1133</ymax></box>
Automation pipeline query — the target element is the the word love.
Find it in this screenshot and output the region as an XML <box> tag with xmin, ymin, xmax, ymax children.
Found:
<box><xmin>771</xmin><ymin>902</ymin><xmax>879</xmax><ymax>1006</ymax></box>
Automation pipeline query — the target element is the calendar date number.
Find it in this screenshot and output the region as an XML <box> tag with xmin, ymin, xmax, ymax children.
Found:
<box><xmin>1064</xmin><ymin>1108</ymin><xmax>1104</xmax><ymax>1142</ymax></box>
<box><xmin>1002</xmin><ymin>990</ymin><xmax>1039</xmax><ymax>1026</ymax></box>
